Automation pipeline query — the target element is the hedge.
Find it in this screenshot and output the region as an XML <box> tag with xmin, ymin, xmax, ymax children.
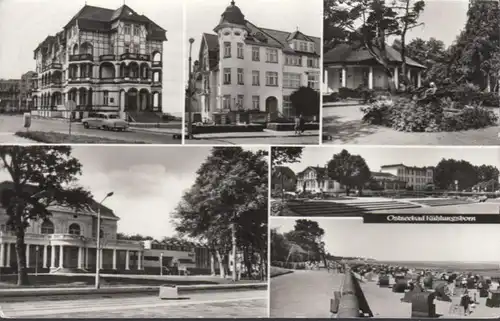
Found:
<box><xmin>267</xmin><ymin>122</ymin><xmax>320</xmax><ymax>131</ymax></box>
<box><xmin>15</xmin><ymin>131</ymin><xmax>147</xmax><ymax>144</ymax></box>
<box><xmin>192</xmin><ymin>124</ymin><xmax>265</xmax><ymax>134</ymax></box>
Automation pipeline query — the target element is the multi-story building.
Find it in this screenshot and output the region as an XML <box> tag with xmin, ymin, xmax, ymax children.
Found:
<box><xmin>194</xmin><ymin>1</ymin><xmax>321</xmax><ymax>124</ymax></box>
<box><xmin>32</xmin><ymin>4</ymin><xmax>167</xmax><ymax>121</ymax></box>
<box><xmin>0</xmin><ymin>79</ymin><xmax>21</xmax><ymax>112</ymax></box>
<box><xmin>296</xmin><ymin>166</ymin><xmax>344</xmax><ymax>194</ymax></box>
<box><xmin>379</xmin><ymin>164</ymin><xmax>434</xmax><ymax>190</ymax></box>
<box><xmin>370</xmin><ymin>172</ymin><xmax>407</xmax><ymax>191</ymax></box>
<box><xmin>20</xmin><ymin>71</ymin><xmax>38</xmax><ymax>111</ymax></box>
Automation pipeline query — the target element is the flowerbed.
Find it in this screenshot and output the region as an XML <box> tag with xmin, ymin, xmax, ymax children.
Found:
<box><xmin>361</xmin><ymin>95</ymin><xmax>498</xmax><ymax>132</ymax></box>
<box><xmin>192</xmin><ymin>124</ymin><xmax>265</xmax><ymax>134</ymax></box>
<box><xmin>267</xmin><ymin>122</ymin><xmax>319</xmax><ymax>131</ymax></box>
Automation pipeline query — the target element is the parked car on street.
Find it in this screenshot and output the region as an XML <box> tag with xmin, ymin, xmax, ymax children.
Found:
<box><xmin>82</xmin><ymin>113</ymin><xmax>128</xmax><ymax>131</ymax></box>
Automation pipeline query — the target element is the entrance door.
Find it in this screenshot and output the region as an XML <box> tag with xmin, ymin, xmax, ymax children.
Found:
<box><xmin>265</xmin><ymin>96</ymin><xmax>278</xmax><ymax>121</ymax></box>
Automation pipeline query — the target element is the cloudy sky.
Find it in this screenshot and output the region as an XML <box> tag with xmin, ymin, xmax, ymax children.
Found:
<box><xmin>0</xmin><ymin>146</ymin><xmax>264</xmax><ymax>240</ymax></box>
<box><xmin>186</xmin><ymin>0</ymin><xmax>322</xmax><ymax>59</ymax></box>
<box><xmin>271</xmin><ymin>218</ymin><xmax>500</xmax><ymax>262</ymax></box>
<box><xmin>0</xmin><ymin>0</ymin><xmax>184</xmax><ymax>116</ymax></box>
<box><xmin>281</xmin><ymin>146</ymin><xmax>499</xmax><ymax>175</ymax></box>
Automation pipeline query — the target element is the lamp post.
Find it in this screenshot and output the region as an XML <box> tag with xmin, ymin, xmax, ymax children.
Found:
<box><xmin>95</xmin><ymin>192</ymin><xmax>114</xmax><ymax>289</ymax></box>
<box><xmin>187</xmin><ymin>38</ymin><xmax>195</xmax><ymax>140</ymax></box>
<box><xmin>160</xmin><ymin>253</ymin><xmax>163</xmax><ymax>276</ymax></box>
<box><xmin>35</xmin><ymin>246</ymin><xmax>39</xmax><ymax>276</ymax></box>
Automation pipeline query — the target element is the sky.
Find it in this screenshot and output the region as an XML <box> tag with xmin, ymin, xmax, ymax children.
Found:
<box><xmin>402</xmin><ymin>0</ymin><xmax>469</xmax><ymax>46</ymax></box>
<box><xmin>282</xmin><ymin>146</ymin><xmax>499</xmax><ymax>175</ymax></box>
<box><xmin>185</xmin><ymin>0</ymin><xmax>322</xmax><ymax>63</ymax></box>
<box><xmin>271</xmin><ymin>218</ymin><xmax>500</xmax><ymax>262</ymax></box>
<box><xmin>0</xmin><ymin>146</ymin><xmax>264</xmax><ymax>240</ymax></box>
<box><xmin>0</xmin><ymin>0</ymin><xmax>184</xmax><ymax>116</ymax></box>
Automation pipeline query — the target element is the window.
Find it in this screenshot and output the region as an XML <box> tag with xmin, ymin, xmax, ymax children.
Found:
<box><xmin>308</xmin><ymin>73</ymin><xmax>320</xmax><ymax>89</ymax></box>
<box><xmin>307</xmin><ymin>57</ymin><xmax>319</xmax><ymax>68</ymax></box>
<box><xmin>285</xmin><ymin>55</ymin><xmax>302</xmax><ymax>66</ymax></box>
<box><xmin>252</xmin><ymin>95</ymin><xmax>260</xmax><ymax>110</ymax></box>
<box><xmin>124</xmin><ymin>43</ymin><xmax>131</xmax><ymax>53</ymax></box>
<box><xmin>236</xmin><ymin>95</ymin><xmax>244</xmax><ymax>109</ymax></box>
<box><xmin>68</xmin><ymin>223</ymin><xmax>81</xmax><ymax>235</ymax></box>
<box><xmin>110</xmin><ymin>44</ymin><xmax>114</xmax><ymax>55</ymax></box>
<box><xmin>124</xmin><ymin>24</ymin><xmax>131</xmax><ymax>35</ymax></box>
<box><xmin>41</xmin><ymin>220</ymin><xmax>54</xmax><ymax>234</ymax></box>
<box><xmin>283</xmin><ymin>73</ymin><xmax>301</xmax><ymax>89</ymax></box>
<box><xmin>266</xmin><ymin>72</ymin><xmax>278</xmax><ymax>86</ymax></box>
<box><xmin>133</xmin><ymin>25</ymin><xmax>140</xmax><ymax>36</ymax></box>
<box><xmin>299</xmin><ymin>41</ymin><xmax>308</xmax><ymax>52</ymax></box>
<box><xmin>309</xmin><ymin>43</ymin><xmax>315</xmax><ymax>52</ymax></box>
<box><xmin>266</xmin><ymin>48</ymin><xmax>278</xmax><ymax>63</ymax></box>
<box><xmin>223</xmin><ymin>68</ymin><xmax>231</xmax><ymax>84</ymax></box>
<box><xmin>252</xmin><ymin>47</ymin><xmax>260</xmax><ymax>61</ymax></box>
<box><xmin>237</xmin><ymin>68</ymin><xmax>244</xmax><ymax>85</ymax></box>
<box><xmin>223</xmin><ymin>95</ymin><xmax>231</xmax><ymax>109</ymax></box>
<box><xmin>237</xmin><ymin>43</ymin><xmax>244</xmax><ymax>59</ymax></box>
<box><xmin>224</xmin><ymin>42</ymin><xmax>231</xmax><ymax>58</ymax></box>
<box><xmin>103</xmin><ymin>91</ymin><xmax>109</xmax><ymax>105</ymax></box>
<box><xmin>252</xmin><ymin>70</ymin><xmax>260</xmax><ymax>86</ymax></box>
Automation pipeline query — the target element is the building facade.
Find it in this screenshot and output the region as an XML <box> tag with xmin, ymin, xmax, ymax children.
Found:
<box><xmin>379</xmin><ymin>164</ymin><xmax>434</xmax><ymax>191</ymax></box>
<box><xmin>369</xmin><ymin>172</ymin><xmax>407</xmax><ymax>191</ymax></box>
<box><xmin>194</xmin><ymin>1</ymin><xmax>321</xmax><ymax>123</ymax></box>
<box><xmin>32</xmin><ymin>4</ymin><xmax>167</xmax><ymax>121</ymax></box>
<box><xmin>20</xmin><ymin>71</ymin><xmax>38</xmax><ymax>111</ymax></box>
<box><xmin>322</xmin><ymin>43</ymin><xmax>426</xmax><ymax>94</ymax></box>
<box><xmin>0</xmin><ymin>79</ymin><xmax>21</xmax><ymax>112</ymax></box>
<box><xmin>296</xmin><ymin>166</ymin><xmax>344</xmax><ymax>194</ymax></box>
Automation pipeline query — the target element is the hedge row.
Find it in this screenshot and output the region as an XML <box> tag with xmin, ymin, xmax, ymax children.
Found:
<box><xmin>267</xmin><ymin>122</ymin><xmax>320</xmax><ymax>131</ymax></box>
<box><xmin>192</xmin><ymin>124</ymin><xmax>265</xmax><ymax>134</ymax></box>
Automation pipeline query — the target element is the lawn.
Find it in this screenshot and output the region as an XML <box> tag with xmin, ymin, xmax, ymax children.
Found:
<box><xmin>270</xmin><ymin>267</ymin><xmax>294</xmax><ymax>278</ymax></box>
<box><xmin>15</xmin><ymin>131</ymin><xmax>147</xmax><ymax>144</ymax></box>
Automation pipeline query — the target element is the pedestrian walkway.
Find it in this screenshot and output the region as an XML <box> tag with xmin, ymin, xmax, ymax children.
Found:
<box><xmin>194</xmin><ymin>130</ymin><xmax>319</xmax><ymax>139</ymax></box>
<box><xmin>0</xmin><ymin>132</ymin><xmax>38</xmax><ymax>144</ymax></box>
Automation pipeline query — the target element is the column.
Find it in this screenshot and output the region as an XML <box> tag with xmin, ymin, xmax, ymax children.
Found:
<box><xmin>323</xmin><ymin>69</ymin><xmax>329</xmax><ymax>93</ymax></box>
<box><xmin>417</xmin><ymin>71</ymin><xmax>422</xmax><ymax>88</ymax></box>
<box><xmin>111</xmin><ymin>249</ymin><xmax>117</xmax><ymax>270</ymax></box>
<box><xmin>42</xmin><ymin>245</ymin><xmax>48</xmax><ymax>268</ymax></box>
<box><xmin>85</xmin><ymin>247</ymin><xmax>89</xmax><ymax>269</ymax></box>
<box><xmin>50</xmin><ymin>245</ymin><xmax>56</xmax><ymax>268</ymax></box>
<box><xmin>99</xmin><ymin>249</ymin><xmax>103</xmax><ymax>269</ymax></box>
<box><xmin>125</xmin><ymin>250</ymin><xmax>130</xmax><ymax>270</ymax></box>
<box><xmin>137</xmin><ymin>251</ymin><xmax>142</xmax><ymax>270</ymax></box>
<box><xmin>0</xmin><ymin>243</ymin><xmax>4</xmax><ymax>267</ymax></box>
<box><xmin>26</xmin><ymin>244</ymin><xmax>30</xmax><ymax>268</ymax></box>
<box><xmin>77</xmin><ymin>247</ymin><xmax>83</xmax><ymax>269</ymax></box>
<box><xmin>6</xmin><ymin>243</ymin><xmax>11</xmax><ymax>267</ymax></box>
<box><xmin>136</xmin><ymin>94</ymin><xmax>140</xmax><ymax>112</ymax></box>
<box><xmin>368</xmin><ymin>66</ymin><xmax>373</xmax><ymax>90</ymax></box>
<box><xmin>407</xmin><ymin>69</ymin><xmax>411</xmax><ymax>83</ymax></box>
<box><xmin>75</xmin><ymin>91</ymin><xmax>80</xmax><ymax>106</ymax></box>
<box><xmin>394</xmin><ymin>67</ymin><xmax>399</xmax><ymax>89</ymax></box>
<box><xmin>341</xmin><ymin>67</ymin><xmax>347</xmax><ymax>87</ymax></box>
<box><xmin>59</xmin><ymin>245</ymin><xmax>64</xmax><ymax>268</ymax></box>
<box><xmin>77</xmin><ymin>65</ymin><xmax>81</xmax><ymax>79</ymax></box>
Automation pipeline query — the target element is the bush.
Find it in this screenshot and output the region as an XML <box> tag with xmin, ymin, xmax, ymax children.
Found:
<box><xmin>323</xmin><ymin>92</ymin><xmax>339</xmax><ymax>103</ymax></box>
<box><xmin>391</xmin><ymin>98</ymin><xmax>443</xmax><ymax>132</ymax></box>
<box><xmin>441</xmin><ymin>106</ymin><xmax>498</xmax><ymax>131</ymax></box>
<box><xmin>290</xmin><ymin>86</ymin><xmax>320</xmax><ymax>117</ymax></box>
<box><xmin>266</xmin><ymin>122</ymin><xmax>320</xmax><ymax>131</ymax></box>
<box><xmin>192</xmin><ymin>124</ymin><xmax>265</xmax><ymax>134</ymax></box>
<box><xmin>15</xmin><ymin>131</ymin><xmax>146</xmax><ymax>144</ymax></box>
<box><xmin>360</xmin><ymin>98</ymin><xmax>394</xmax><ymax>126</ymax></box>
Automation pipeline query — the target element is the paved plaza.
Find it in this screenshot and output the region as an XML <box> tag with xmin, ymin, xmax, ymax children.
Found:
<box><xmin>270</xmin><ymin>270</ymin><xmax>343</xmax><ymax>318</ymax></box>
<box><xmin>0</xmin><ymin>289</ymin><xmax>267</xmax><ymax>318</ymax></box>
<box><xmin>322</xmin><ymin>105</ymin><xmax>499</xmax><ymax>145</ymax></box>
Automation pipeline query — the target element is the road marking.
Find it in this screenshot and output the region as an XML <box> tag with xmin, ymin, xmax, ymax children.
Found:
<box><xmin>4</xmin><ymin>296</ymin><xmax>266</xmax><ymax>317</ymax></box>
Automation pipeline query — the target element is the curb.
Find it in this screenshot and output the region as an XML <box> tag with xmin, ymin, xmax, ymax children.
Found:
<box><xmin>191</xmin><ymin>134</ymin><xmax>319</xmax><ymax>140</ymax></box>
<box><xmin>270</xmin><ymin>271</ymin><xmax>294</xmax><ymax>278</ymax></box>
<box><xmin>177</xmin><ymin>283</ymin><xmax>267</xmax><ymax>292</ymax></box>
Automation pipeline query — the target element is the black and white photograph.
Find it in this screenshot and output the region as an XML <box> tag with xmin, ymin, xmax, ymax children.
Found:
<box><xmin>0</xmin><ymin>0</ymin><xmax>184</xmax><ymax>144</ymax></box>
<box><xmin>271</xmin><ymin>146</ymin><xmax>500</xmax><ymax>216</ymax></box>
<box><xmin>0</xmin><ymin>145</ymin><xmax>268</xmax><ymax>318</ymax></box>
<box><xmin>322</xmin><ymin>0</ymin><xmax>499</xmax><ymax>145</ymax></box>
<box><xmin>184</xmin><ymin>0</ymin><xmax>322</xmax><ymax>145</ymax></box>
<box><xmin>270</xmin><ymin>217</ymin><xmax>500</xmax><ymax>318</ymax></box>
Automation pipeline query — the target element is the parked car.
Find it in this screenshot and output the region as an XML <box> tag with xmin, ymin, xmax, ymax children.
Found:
<box><xmin>82</xmin><ymin>113</ymin><xmax>128</xmax><ymax>131</ymax></box>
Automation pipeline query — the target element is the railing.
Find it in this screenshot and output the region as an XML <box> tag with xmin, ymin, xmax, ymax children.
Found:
<box><xmin>120</xmin><ymin>53</ymin><xmax>150</xmax><ymax>61</ymax></box>
<box><xmin>152</xmin><ymin>61</ymin><xmax>162</xmax><ymax>68</ymax></box>
<box><xmin>42</xmin><ymin>63</ymin><xmax>63</xmax><ymax>72</ymax></box>
<box><xmin>334</xmin><ymin>268</ymin><xmax>373</xmax><ymax>318</ymax></box>
<box><xmin>50</xmin><ymin>234</ymin><xmax>85</xmax><ymax>242</ymax></box>
<box><xmin>69</xmin><ymin>54</ymin><xmax>94</xmax><ymax>62</ymax></box>
<box><xmin>99</xmin><ymin>54</ymin><xmax>116</xmax><ymax>62</ymax></box>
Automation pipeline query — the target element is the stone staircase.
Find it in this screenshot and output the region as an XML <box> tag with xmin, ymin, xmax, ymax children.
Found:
<box><xmin>409</xmin><ymin>199</ymin><xmax>475</xmax><ymax>207</ymax></box>
<box><xmin>286</xmin><ymin>200</ymin><xmax>422</xmax><ymax>216</ymax></box>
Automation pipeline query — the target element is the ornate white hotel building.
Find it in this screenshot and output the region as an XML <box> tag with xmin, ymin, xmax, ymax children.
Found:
<box><xmin>194</xmin><ymin>1</ymin><xmax>321</xmax><ymax>123</ymax></box>
<box><xmin>0</xmin><ymin>182</ymin><xmax>207</xmax><ymax>274</ymax></box>
<box><xmin>32</xmin><ymin>4</ymin><xmax>166</xmax><ymax>121</ymax></box>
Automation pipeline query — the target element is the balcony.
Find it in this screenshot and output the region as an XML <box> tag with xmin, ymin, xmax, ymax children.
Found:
<box><xmin>50</xmin><ymin>234</ymin><xmax>85</xmax><ymax>245</ymax></box>
<box><xmin>152</xmin><ymin>61</ymin><xmax>162</xmax><ymax>68</ymax></box>
<box><xmin>67</xmin><ymin>77</ymin><xmax>93</xmax><ymax>85</ymax></box>
<box><xmin>99</xmin><ymin>54</ymin><xmax>116</xmax><ymax>62</ymax></box>
<box><xmin>120</xmin><ymin>53</ymin><xmax>150</xmax><ymax>62</ymax></box>
<box><xmin>69</xmin><ymin>54</ymin><xmax>94</xmax><ymax>62</ymax></box>
<box><xmin>42</xmin><ymin>63</ymin><xmax>63</xmax><ymax>73</ymax></box>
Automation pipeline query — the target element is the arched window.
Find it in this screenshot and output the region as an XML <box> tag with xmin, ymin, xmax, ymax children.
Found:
<box><xmin>41</xmin><ymin>220</ymin><xmax>54</xmax><ymax>234</ymax></box>
<box><xmin>69</xmin><ymin>223</ymin><xmax>81</xmax><ymax>235</ymax></box>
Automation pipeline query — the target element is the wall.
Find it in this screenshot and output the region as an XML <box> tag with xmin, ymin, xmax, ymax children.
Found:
<box><xmin>336</xmin><ymin>270</ymin><xmax>373</xmax><ymax>318</ymax></box>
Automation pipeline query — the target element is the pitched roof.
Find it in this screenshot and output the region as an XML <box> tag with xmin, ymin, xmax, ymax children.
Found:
<box><xmin>371</xmin><ymin>171</ymin><xmax>398</xmax><ymax>178</ymax></box>
<box><xmin>0</xmin><ymin>181</ymin><xmax>117</xmax><ymax>219</ymax></box>
<box><xmin>324</xmin><ymin>43</ymin><xmax>426</xmax><ymax>69</ymax></box>
<box><xmin>380</xmin><ymin>164</ymin><xmax>434</xmax><ymax>170</ymax></box>
<box><xmin>297</xmin><ymin>166</ymin><xmax>327</xmax><ymax>178</ymax></box>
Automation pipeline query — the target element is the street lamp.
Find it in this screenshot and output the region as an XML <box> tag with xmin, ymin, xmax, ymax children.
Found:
<box><xmin>160</xmin><ymin>253</ymin><xmax>163</xmax><ymax>276</ymax></box>
<box><xmin>95</xmin><ymin>192</ymin><xmax>114</xmax><ymax>289</ymax></box>
<box><xmin>35</xmin><ymin>246</ymin><xmax>39</xmax><ymax>276</ymax></box>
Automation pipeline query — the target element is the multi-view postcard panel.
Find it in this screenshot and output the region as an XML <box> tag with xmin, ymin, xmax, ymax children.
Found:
<box><xmin>270</xmin><ymin>217</ymin><xmax>500</xmax><ymax>318</ymax></box>
<box><xmin>271</xmin><ymin>146</ymin><xmax>500</xmax><ymax>217</ymax></box>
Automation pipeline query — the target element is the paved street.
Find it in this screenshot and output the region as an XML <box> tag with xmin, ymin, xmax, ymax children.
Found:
<box><xmin>323</xmin><ymin>106</ymin><xmax>499</xmax><ymax>145</ymax></box>
<box><xmin>0</xmin><ymin>290</ymin><xmax>267</xmax><ymax>318</ymax></box>
<box><xmin>373</xmin><ymin>202</ymin><xmax>500</xmax><ymax>214</ymax></box>
<box><xmin>270</xmin><ymin>270</ymin><xmax>343</xmax><ymax>318</ymax></box>
<box><xmin>185</xmin><ymin>135</ymin><xmax>319</xmax><ymax>145</ymax></box>
<box><xmin>0</xmin><ymin>115</ymin><xmax>181</xmax><ymax>144</ymax></box>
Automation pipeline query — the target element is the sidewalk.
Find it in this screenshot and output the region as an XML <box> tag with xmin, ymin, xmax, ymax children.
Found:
<box><xmin>193</xmin><ymin>130</ymin><xmax>319</xmax><ymax>139</ymax></box>
<box><xmin>129</xmin><ymin>126</ymin><xmax>181</xmax><ymax>135</ymax></box>
<box><xmin>0</xmin><ymin>132</ymin><xmax>38</xmax><ymax>144</ymax></box>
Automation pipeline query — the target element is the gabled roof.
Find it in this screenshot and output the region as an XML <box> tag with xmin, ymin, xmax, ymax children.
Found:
<box><xmin>381</xmin><ymin>164</ymin><xmax>434</xmax><ymax>170</ymax></box>
<box><xmin>324</xmin><ymin>43</ymin><xmax>426</xmax><ymax>69</ymax></box>
<box><xmin>297</xmin><ymin>166</ymin><xmax>327</xmax><ymax>178</ymax></box>
<box><xmin>0</xmin><ymin>181</ymin><xmax>117</xmax><ymax>219</ymax></box>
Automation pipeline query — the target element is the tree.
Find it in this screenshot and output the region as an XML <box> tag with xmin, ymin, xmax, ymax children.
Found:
<box><xmin>326</xmin><ymin>149</ymin><xmax>371</xmax><ymax>196</ymax></box>
<box><xmin>434</xmin><ymin>158</ymin><xmax>480</xmax><ymax>191</ymax></box>
<box><xmin>476</xmin><ymin>165</ymin><xmax>499</xmax><ymax>183</ymax></box>
<box><xmin>172</xmin><ymin>148</ymin><xmax>268</xmax><ymax>281</ymax></box>
<box><xmin>324</xmin><ymin>0</ymin><xmax>425</xmax><ymax>91</ymax></box>
<box><xmin>271</xmin><ymin>147</ymin><xmax>303</xmax><ymax>167</ymax></box>
<box><xmin>0</xmin><ymin>146</ymin><xmax>93</xmax><ymax>285</ymax></box>
<box><xmin>289</xmin><ymin>86</ymin><xmax>320</xmax><ymax>118</ymax></box>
